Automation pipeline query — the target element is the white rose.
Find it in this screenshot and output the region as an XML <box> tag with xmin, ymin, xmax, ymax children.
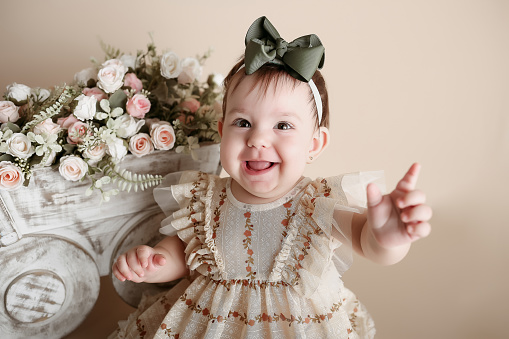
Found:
<box><xmin>115</xmin><ymin>114</ymin><xmax>145</xmax><ymax>138</ymax></box>
<box><xmin>73</xmin><ymin>94</ymin><xmax>97</xmax><ymax>121</ymax></box>
<box><xmin>6</xmin><ymin>83</ymin><xmax>31</xmax><ymax>105</ymax></box>
<box><xmin>33</xmin><ymin>118</ymin><xmax>61</xmax><ymax>135</ymax></box>
<box><xmin>0</xmin><ymin>101</ymin><xmax>20</xmax><ymax>123</ymax></box>
<box><xmin>74</xmin><ymin>67</ymin><xmax>97</xmax><ymax>86</ymax></box>
<box><xmin>97</xmin><ymin>59</ymin><xmax>127</xmax><ymax>93</ymax></box>
<box><xmin>59</xmin><ymin>155</ymin><xmax>88</xmax><ymax>181</ymax></box>
<box><xmin>7</xmin><ymin>133</ymin><xmax>35</xmax><ymax>159</ymax></box>
<box><xmin>178</xmin><ymin>57</ymin><xmax>202</xmax><ymax>84</ymax></box>
<box><xmin>150</xmin><ymin>121</ymin><xmax>176</xmax><ymax>150</ymax></box>
<box><xmin>107</xmin><ymin>137</ymin><xmax>128</xmax><ymax>162</ymax></box>
<box><xmin>33</xmin><ymin>151</ymin><xmax>57</xmax><ymax>168</ymax></box>
<box><xmin>83</xmin><ymin>143</ymin><xmax>107</xmax><ymax>163</ymax></box>
<box><xmin>128</xmin><ymin>133</ymin><xmax>154</xmax><ymax>157</ymax></box>
<box><xmin>160</xmin><ymin>51</ymin><xmax>182</xmax><ymax>79</ymax></box>
<box><xmin>120</xmin><ymin>54</ymin><xmax>136</xmax><ymax>70</ymax></box>
<box><xmin>30</xmin><ymin>87</ymin><xmax>51</xmax><ymax>103</ymax></box>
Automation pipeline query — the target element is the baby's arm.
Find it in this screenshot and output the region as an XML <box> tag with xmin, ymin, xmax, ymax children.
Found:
<box><xmin>112</xmin><ymin>235</ymin><xmax>188</xmax><ymax>283</ymax></box>
<box><xmin>350</xmin><ymin>163</ymin><xmax>432</xmax><ymax>265</ymax></box>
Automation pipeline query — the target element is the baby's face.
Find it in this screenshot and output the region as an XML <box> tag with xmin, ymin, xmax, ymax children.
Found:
<box><xmin>219</xmin><ymin>75</ymin><xmax>319</xmax><ymax>204</ymax></box>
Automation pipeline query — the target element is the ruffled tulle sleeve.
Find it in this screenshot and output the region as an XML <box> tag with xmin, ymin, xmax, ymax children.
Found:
<box><xmin>153</xmin><ymin>170</ymin><xmax>225</xmax><ymax>279</ymax></box>
<box><xmin>271</xmin><ymin>171</ymin><xmax>384</xmax><ymax>298</ymax></box>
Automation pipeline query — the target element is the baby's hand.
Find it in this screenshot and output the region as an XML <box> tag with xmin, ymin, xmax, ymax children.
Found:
<box><xmin>112</xmin><ymin>245</ymin><xmax>167</xmax><ymax>283</ymax></box>
<box><xmin>366</xmin><ymin>163</ymin><xmax>432</xmax><ymax>249</ymax></box>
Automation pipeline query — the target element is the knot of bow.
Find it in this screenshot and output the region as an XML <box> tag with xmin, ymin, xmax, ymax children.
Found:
<box><xmin>244</xmin><ymin>16</ymin><xmax>325</xmax><ymax>82</ymax></box>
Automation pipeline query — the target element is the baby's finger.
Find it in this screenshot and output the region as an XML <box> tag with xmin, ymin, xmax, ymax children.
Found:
<box><xmin>126</xmin><ymin>249</ymin><xmax>145</xmax><ymax>278</ymax></box>
<box><xmin>396</xmin><ymin>190</ymin><xmax>426</xmax><ymax>209</ymax></box>
<box><xmin>153</xmin><ymin>253</ymin><xmax>167</xmax><ymax>267</ymax></box>
<box><xmin>395</xmin><ymin>163</ymin><xmax>421</xmax><ymax>193</ymax></box>
<box><xmin>115</xmin><ymin>255</ymin><xmax>133</xmax><ymax>281</ymax></box>
<box><xmin>112</xmin><ymin>263</ymin><xmax>127</xmax><ymax>282</ymax></box>
<box><xmin>400</xmin><ymin>204</ymin><xmax>433</xmax><ymax>223</ymax></box>
<box><xmin>406</xmin><ymin>221</ymin><xmax>431</xmax><ymax>239</ymax></box>
<box><xmin>136</xmin><ymin>246</ymin><xmax>151</xmax><ymax>268</ymax></box>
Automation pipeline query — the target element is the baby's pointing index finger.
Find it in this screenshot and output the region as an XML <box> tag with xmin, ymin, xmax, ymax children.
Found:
<box><xmin>396</xmin><ymin>163</ymin><xmax>421</xmax><ymax>193</ymax></box>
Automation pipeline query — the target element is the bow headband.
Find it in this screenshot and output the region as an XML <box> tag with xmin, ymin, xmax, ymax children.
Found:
<box><xmin>242</xmin><ymin>16</ymin><xmax>325</xmax><ymax>123</ymax></box>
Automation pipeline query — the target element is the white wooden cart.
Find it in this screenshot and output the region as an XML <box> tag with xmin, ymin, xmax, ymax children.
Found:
<box><xmin>0</xmin><ymin>143</ymin><xmax>221</xmax><ymax>338</ymax></box>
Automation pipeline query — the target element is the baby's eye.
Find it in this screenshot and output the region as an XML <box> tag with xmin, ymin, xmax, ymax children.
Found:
<box><xmin>275</xmin><ymin>122</ymin><xmax>293</xmax><ymax>130</ymax></box>
<box><xmin>233</xmin><ymin>119</ymin><xmax>251</xmax><ymax>128</ymax></box>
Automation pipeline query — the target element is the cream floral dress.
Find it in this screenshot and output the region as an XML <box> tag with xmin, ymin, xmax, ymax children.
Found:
<box><xmin>110</xmin><ymin>170</ymin><xmax>384</xmax><ymax>339</ymax></box>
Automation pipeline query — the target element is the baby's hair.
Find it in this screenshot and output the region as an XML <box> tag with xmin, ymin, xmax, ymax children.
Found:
<box><xmin>222</xmin><ymin>57</ymin><xmax>330</xmax><ymax>129</ymax></box>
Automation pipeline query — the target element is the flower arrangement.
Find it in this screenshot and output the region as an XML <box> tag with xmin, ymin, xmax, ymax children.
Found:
<box><xmin>0</xmin><ymin>38</ymin><xmax>222</xmax><ymax>201</ymax></box>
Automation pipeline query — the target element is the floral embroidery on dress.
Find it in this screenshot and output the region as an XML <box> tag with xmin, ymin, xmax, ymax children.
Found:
<box><xmin>135</xmin><ymin>318</ymin><xmax>147</xmax><ymax>338</ymax></box>
<box><xmin>281</xmin><ymin>200</ymin><xmax>295</xmax><ymax>239</ymax></box>
<box><xmin>179</xmin><ymin>293</ymin><xmax>344</xmax><ymax>327</ymax></box>
<box><xmin>160</xmin><ymin>323</ymin><xmax>179</xmax><ymax>338</ymax></box>
<box><xmin>242</xmin><ymin>211</ymin><xmax>257</xmax><ymax>279</ymax></box>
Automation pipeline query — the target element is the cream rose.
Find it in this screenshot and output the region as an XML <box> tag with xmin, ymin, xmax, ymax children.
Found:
<box><xmin>74</xmin><ymin>94</ymin><xmax>97</xmax><ymax>121</ymax></box>
<box><xmin>83</xmin><ymin>87</ymin><xmax>108</xmax><ymax>101</ymax></box>
<box><xmin>97</xmin><ymin>59</ymin><xmax>127</xmax><ymax>93</ymax></box>
<box><xmin>160</xmin><ymin>51</ymin><xmax>182</xmax><ymax>79</ymax></box>
<box><xmin>0</xmin><ymin>161</ymin><xmax>24</xmax><ymax>190</ymax></box>
<box><xmin>6</xmin><ymin>83</ymin><xmax>31</xmax><ymax>105</ymax></box>
<box><xmin>59</xmin><ymin>155</ymin><xmax>88</xmax><ymax>182</ymax></box>
<box><xmin>0</xmin><ymin>101</ymin><xmax>20</xmax><ymax>123</ymax></box>
<box><xmin>33</xmin><ymin>118</ymin><xmax>61</xmax><ymax>135</ymax></box>
<box><xmin>116</xmin><ymin>114</ymin><xmax>145</xmax><ymax>138</ymax></box>
<box><xmin>129</xmin><ymin>133</ymin><xmax>154</xmax><ymax>157</ymax></box>
<box><xmin>126</xmin><ymin>94</ymin><xmax>151</xmax><ymax>119</ymax></box>
<box><xmin>107</xmin><ymin>137</ymin><xmax>128</xmax><ymax>162</ymax></box>
<box><xmin>150</xmin><ymin>121</ymin><xmax>176</xmax><ymax>150</ymax></box>
<box><xmin>67</xmin><ymin>121</ymin><xmax>89</xmax><ymax>144</ymax></box>
<box><xmin>7</xmin><ymin>133</ymin><xmax>34</xmax><ymax>159</ymax></box>
<box><xmin>124</xmin><ymin>73</ymin><xmax>143</xmax><ymax>93</ymax></box>
<box><xmin>74</xmin><ymin>67</ymin><xmax>97</xmax><ymax>86</ymax></box>
<box><xmin>178</xmin><ymin>57</ymin><xmax>202</xmax><ymax>84</ymax></box>
<box><xmin>83</xmin><ymin>143</ymin><xmax>107</xmax><ymax>163</ymax></box>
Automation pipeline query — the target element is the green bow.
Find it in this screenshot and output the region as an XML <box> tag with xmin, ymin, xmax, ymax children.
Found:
<box><xmin>244</xmin><ymin>16</ymin><xmax>325</xmax><ymax>82</ymax></box>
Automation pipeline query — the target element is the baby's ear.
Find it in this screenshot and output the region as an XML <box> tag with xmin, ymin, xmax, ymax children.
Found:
<box><xmin>307</xmin><ymin>126</ymin><xmax>330</xmax><ymax>163</ymax></box>
<box><xmin>217</xmin><ymin>119</ymin><xmax>224</xmax><ymax>138</ymax></box>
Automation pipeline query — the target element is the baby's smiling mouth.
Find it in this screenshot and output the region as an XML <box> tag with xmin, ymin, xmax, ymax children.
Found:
<box><xmin>246</xmin><ymin>161</ymin><xmax>275</xmax><ymax>171</ymax></box>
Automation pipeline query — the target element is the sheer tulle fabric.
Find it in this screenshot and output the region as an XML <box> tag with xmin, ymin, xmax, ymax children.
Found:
<box><xmin>110</xmin><ymin>171</ymin><xmax>383</xmax><ymax>338</ymax></box>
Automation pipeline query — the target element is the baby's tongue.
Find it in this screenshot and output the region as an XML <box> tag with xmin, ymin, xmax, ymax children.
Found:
<box><xmin>247</xmin><ymin>161</ymin><xmax>272</xmax><ymax>171</ymax></box>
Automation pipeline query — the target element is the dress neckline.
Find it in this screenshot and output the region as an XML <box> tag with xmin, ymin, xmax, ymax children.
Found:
<box><xmin>225</xmin><ymin>177</ymin><xmax>311</xmax><ymax>211</ymax></box>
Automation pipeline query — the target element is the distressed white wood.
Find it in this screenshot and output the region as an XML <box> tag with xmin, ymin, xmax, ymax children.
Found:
<box><xmin>0</xmin><ymin>143</ymin><xmax>221</xmax><ymax>338</ymax></box>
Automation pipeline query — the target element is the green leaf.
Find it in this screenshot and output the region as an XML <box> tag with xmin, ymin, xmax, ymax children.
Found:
<box><xmin>5</xmin><ymin>122</ymin><xmax>21</xmax><ymax>133</ymax></box>
<box><xmin>109</xmin><ymin>90</ymin><xmax>127</xmax><ymax>109</ymax></box>
<box><xmin>0</xmin><ymin>154</ymin><xmax>14</xmax><ymax>162</ymax></box>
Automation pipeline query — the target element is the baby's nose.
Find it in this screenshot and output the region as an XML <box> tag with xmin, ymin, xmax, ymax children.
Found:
<box><xmin>247</xmin><ymin>129</ymin><xmax>270</xmax><ymax>149</ymax></box>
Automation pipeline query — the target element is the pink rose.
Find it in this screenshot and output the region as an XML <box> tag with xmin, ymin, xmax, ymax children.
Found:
<box><xmin>59</xmin><ymin>156</ymin><xmax>88</xmax><ymax>182</ymax></box>
<box><xmin>0</xmin><ymin>161</ymin><xmax>24</xmax><ymax>190</ymax></box>
<box><xmin>124</xmin><ymin>73</ymin><xmax>143</xmax><ymax>93</ymax></box>
<box><xmin>149</xmin><ymin>121</ymin><xmax>175</xmax><ymax>150</ymax></box>
<box><xmin>67</xmin><ymin>121</ymin><xmax>89</xmax><ymax>144</ymax></box>
<box><xmin>83</xmin><ymin>87</ymin><xmax>108</xmax><ymax>102</ymax></box>
<box><xmin>126</xmin><ymin>94</ymin><xmax>151</xmax><ymax>118</ymax></box>
<box><xmin>128</xmin><ymin>133</ymin><xmax>154</xmax><ymax>157</ymax></box>
<box><xmin>57</xmin><ymin>115</ymin><xmax>80</xmax><ymax>129</ymax></box>
<box><xmin>180</xmin><ymin>98</ymin><xmax>200</xmax><ymax>113</ymax></box>
<box><xmin>0</xmin><ymin>101</ymin><xmax>20</xmax><ymax>123</ymax></box>
<box><xmin>33</xmin><ymin>118</ymin><xmax>61</xmax><ymax>135</ymax></box>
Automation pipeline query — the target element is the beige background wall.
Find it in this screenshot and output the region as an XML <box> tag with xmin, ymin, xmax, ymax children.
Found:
<box><xmin>1</xmin><ymin>0</ymin><xmax>508</xmax><ymax>338</ymax></box>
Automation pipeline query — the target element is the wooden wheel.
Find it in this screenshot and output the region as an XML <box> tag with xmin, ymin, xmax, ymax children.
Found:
<box><xmin>0</xmin><ymin>235</ymin><xmax>99</xmax><ymax>339</ymax></box>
